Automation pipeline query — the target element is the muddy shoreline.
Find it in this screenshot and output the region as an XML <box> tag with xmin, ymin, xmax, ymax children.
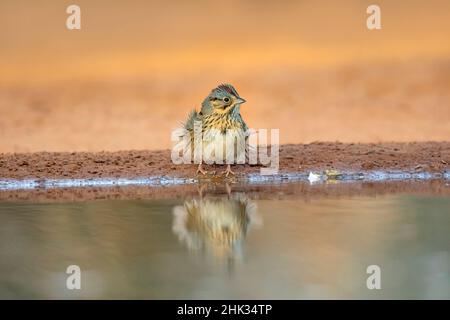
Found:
<box><xmin>1</xmin><ymin>142</ymin><xmax>449</xmax><ymax>180</ymax></box>
<box><xmin>0</xmin><ymin>142</ymin><xmax>449</xmax><ymax>202</ymax></box>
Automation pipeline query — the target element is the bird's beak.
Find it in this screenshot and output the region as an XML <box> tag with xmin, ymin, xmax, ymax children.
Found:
<box><xmin>235</xmin><ymin>97</ymin><xmax>246</xmax><ymax>104</ymax></box>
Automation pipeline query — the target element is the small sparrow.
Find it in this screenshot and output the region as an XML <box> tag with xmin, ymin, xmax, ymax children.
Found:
<box><xmin>178</xmin><ymin>84</ymin><xmax>249</xmax><ymax>176</ymax></box>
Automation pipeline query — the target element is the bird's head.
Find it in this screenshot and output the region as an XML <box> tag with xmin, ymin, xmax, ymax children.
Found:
<box><xmin>202</xmin><ymin>84</ymin><xmax>246</xmax><ymax>114</ymax></box>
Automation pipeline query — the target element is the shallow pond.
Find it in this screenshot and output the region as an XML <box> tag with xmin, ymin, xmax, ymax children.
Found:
<box><xmin>0</xmin><ymin>186</ymin><xmax>449</xmax><ymax>299</ymax></box>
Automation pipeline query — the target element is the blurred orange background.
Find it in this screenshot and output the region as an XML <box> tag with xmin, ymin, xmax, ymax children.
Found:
<box><xmin>1</xmin><ymin>0</ymin><xmax>449</xmax><ymax>152</ymax></box>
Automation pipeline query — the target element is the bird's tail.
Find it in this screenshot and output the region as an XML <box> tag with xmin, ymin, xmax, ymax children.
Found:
<box><xmin>183</xmin><ymin>109</ymin><xmax>199</xmax><ymax>131</ymax></box>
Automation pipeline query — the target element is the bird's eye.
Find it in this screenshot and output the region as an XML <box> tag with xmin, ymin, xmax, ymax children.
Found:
<box><xmin>223</xmin><ymin>97</ymin><xmax>230</xmax><ymax>103</ymax></box>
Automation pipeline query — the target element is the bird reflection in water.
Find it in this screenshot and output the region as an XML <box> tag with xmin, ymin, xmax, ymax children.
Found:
<box><xmin>172</xmin><ymin>184</ymin><xmax>261</xmax><ymax>261</ymax></box>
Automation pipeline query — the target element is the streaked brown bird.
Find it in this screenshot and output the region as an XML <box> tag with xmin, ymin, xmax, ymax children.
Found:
<box><xmin>177</xmin><ymin>84</ymin><xmax>249</xmax><ymax>176</ymax></box>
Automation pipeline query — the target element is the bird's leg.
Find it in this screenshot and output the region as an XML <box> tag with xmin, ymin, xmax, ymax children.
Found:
<box><xmin>222</xmin><ymin>164</ymin><xmax>235</xmax><ymax>177</ymax></box>
<box><xmin>225</xmin><ymin>182</ymin><xmax>232</xmax><ymax>198</ymax></box>
<box><xmin>196</xmin><ymin>163</ymin><xmax>207</xmax><ymax>175</ymax></box>
<box><xmin>197</xmin><ymin>183</ymin><xmax>207</xmax><ymax>198</ymax></box>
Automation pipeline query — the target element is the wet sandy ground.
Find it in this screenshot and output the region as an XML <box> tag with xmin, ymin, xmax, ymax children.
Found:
<box><xmin>1</xmin><ymin>179</ymin><xmax>449</xmax><ymax>203</ymax></box>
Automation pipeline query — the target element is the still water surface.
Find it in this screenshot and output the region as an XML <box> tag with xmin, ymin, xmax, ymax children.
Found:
<box><xmin>0</xmin><ymin>191</ymin><xmax>448</xmax><ymax>299</ymax></box>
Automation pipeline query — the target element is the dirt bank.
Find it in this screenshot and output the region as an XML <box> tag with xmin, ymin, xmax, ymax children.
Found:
<box><xmin>1</xmin><ymin>142</ymin><xmax>449</xmax><ymax>180</ymax></box>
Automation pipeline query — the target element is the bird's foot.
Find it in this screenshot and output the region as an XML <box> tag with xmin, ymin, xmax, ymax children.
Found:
<box><xmin>221</xmin><ymin>165</ymin><xmax>235</xmax><ymax>177</ymax></box>
<box><xmin>196</xmin><ymin>164</ymin><xmax>207</xmax><ymax>175</ymax></box>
